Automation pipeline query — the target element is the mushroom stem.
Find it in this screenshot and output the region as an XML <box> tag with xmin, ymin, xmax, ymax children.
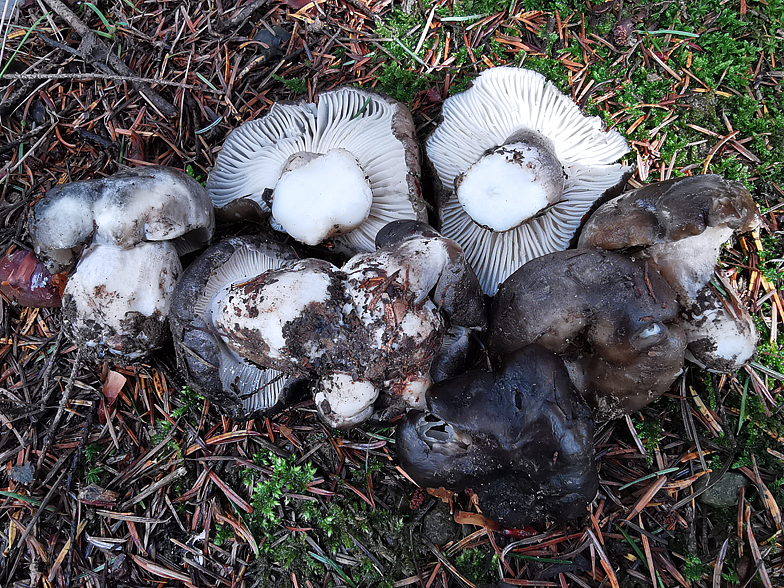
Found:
<box><xmin>271</xmin><ymin>149</ymin><xmax>373</xmax><ymax>246</ymax></box>
<box><xmin>454</xmin><ymin>129</ymin><xmax>564</xmax><ymax>232</ymax></box>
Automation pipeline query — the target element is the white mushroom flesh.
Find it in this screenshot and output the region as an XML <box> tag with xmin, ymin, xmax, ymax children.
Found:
<box><xmin>455</xmin><ymin>141</ymin><xmax>564</xmax><ymax>232</ymax></box>
<box><xmin>272</xmin><ymin>149</ymin><xmax>373</xmax><ymax>245</ymax></box>
<box><xmin>314</xmin><ymin>373</ymin><xmax>379</xmax><ymax>428</ymax></box>
<box><xmin>64</xmin><ymin>241</ymin><xmax>180</xmax><ymax>357</ymax></box>
<box><xmin>212</xmin><ymin>260</ymin><xmax>333</xmax><ymax>362</ymax></box>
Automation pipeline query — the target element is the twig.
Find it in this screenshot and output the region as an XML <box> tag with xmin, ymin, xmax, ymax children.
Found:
<box><xmin>40</xmin><ymin>0</ymin><xmax>178</xmax><ymax>117</ymax></box>
<box><xmin>36</xmin><ymin>345</ymin><xmax>83</xmax><ymax>473</ymax></box>
<box><xmin>2</xmin><ymin>72</ymin><xmax>212</xmax><ymax>91</ymax></box>
<box><xmin>216</xmin><ymin>0</ymin><xmax>271</xmax><ymax>33</ymax></box>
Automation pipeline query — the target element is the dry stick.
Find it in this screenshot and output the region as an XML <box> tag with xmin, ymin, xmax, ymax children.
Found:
<box><xmin>63</xmin><ymin>400</ymin><xmax>97</xmax><ymax>588</ymax></box>
<box><xmin>5</xmin><ymin>467</ymin><xmax>69</xmax><ymax>584</ymax></box>
<box><xmin>216</xmin><ymin>0</ymin><xmax>271</xmax><ymax>33</ymax></box>
<box><xmin>3</xmin><ymin>72</ymin><xmax>208</xmax><ymax>91</ymax></box>
<box><xmin>40</xmin><ymin>0</ymin><xmax>178</xmax><ymax>118</ymax></box>
<box><xmin>38</xmin><ymin>330</ymin><xmax>64</xmax><ymax>407</ymax></box>
<box><xmin>36</xmin><ymin>345</ymin><xmax>83</xmax><ymax>473</ymax></box>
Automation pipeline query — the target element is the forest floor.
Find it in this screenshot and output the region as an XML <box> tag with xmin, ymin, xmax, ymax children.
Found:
<box><xmin>0</xmin><ymin>0</ymin><xmax>782</xmax><ymax>586</ymax></box>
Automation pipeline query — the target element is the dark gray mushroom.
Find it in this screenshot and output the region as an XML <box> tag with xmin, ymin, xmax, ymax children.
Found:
<box><xmin>578</xmin><ymin>174</ymin><xmax>760</xmax><ymax>372</ymax></box>
<box><xmin>396</xmin><ymin>345</ymin><xmax>598</xmax><ymax>527</ymax></box>
<box><xmin>488</xmin><ymin>249</ymin><xmax>686</xmax><ymax>419</ymax></box>
<box><xmin>207</xmin><ymin>87</ymin><xmax>426</xmax><ymax>253</ymax></box>
<box><xmin>426</xmin><ymin>66</ymin><xmax>631</xmax><ymax>295</ymax></box>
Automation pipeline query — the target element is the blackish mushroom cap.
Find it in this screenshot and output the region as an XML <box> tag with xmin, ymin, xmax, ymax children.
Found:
<box><xmin>170</xmin><ymin>236</ymin><xmax>303</xmax><ymax>419</ymax></box>
<box><xmin>396</xmin><ymin>345</ymin><xmax>598</xmax><ymax>527</ymax></box>
<box><xmin>578</xmin><ymin>174</ymin><xmax>759</xmax><ymax>299</ymax></box>
<box><xmin>373</xmin><ymin>220</ymin><xmax>487</xmax><ymax>331</ymax></box>
<box><xmin>488</xmin><ymin>249</ymin><xmax>686</xmax><ymax>418</ymax></box>
<box><xmin>578</xmin><ymin>174</ymin><xmax>760</xmax><ymax>372</ymax></box>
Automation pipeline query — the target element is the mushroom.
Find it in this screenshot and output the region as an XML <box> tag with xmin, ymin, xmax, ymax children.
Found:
<box><xmin>396</xmin><ymin>345</ymin><xmax>598</xmax><ymax>527</ymax></box>
<box><xmin>29</xmin><ymin>167</ymin><xmax>215</xmax><ymax>359</ymax></box>
<box><xmin>178</xmin><ymin>225</ymin><xmax>482</xmax><ymax>426</ymax></box>
<box><xmin>0</xmin><ymin>248</ymin><xmax>63</xmax><ymax>307</ymax></box>
<box><xmin>374</xmin><ymin>220</ymin><xmax>487</xmax><ymax>382</ymax></box>
<box><xmin>207</xmin><ymin>87</ymin><xmax>426</xmax><ymax>253</ymax></box>
<box><xmin>426</xmin><ymin>66</ymin><xmax>632</xmax><ymax>295</ymax></box>
<box><xmin>488</xmin><ymin>249</ymin><xmax>686</xmax><ymax>419</ymax></box>
<box><xmin>578</xmin><ymin>174</ymin><xmax>760</xmax><ymax>372</ymax></box>
<box><xmin>170</xmin><ymin>236</ymin><xmax>303</xmax><ymax>419</ymax></box>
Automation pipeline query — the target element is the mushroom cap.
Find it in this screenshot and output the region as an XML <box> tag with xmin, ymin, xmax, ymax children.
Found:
<box><xmin>30</xmin><ymin>166</ymin><xmax>214</xmax><ymax>273</ymax></box>
<box><xmin>63</xmin><ymin>241</ymin><xmax>181</xmax><ymax>360</ymax></box>
<box><xmin>578</xmin><ymin>174</ymin><xmax>760</xmax><ymax>372</ymax></box>
<box><xmin>170</xmin><ymin>236</ymin><xmax>302</xmax><ymax>419</ymax></box>
<box><xmin>488</xmin><ymin>249</ymin><xmax>686</xmax><ymax>418</ymax></box>
<box><xmin>395</xmin><ymin>345</ymin><xmax>598</xmax><ymax>527</ymax></box>
<box><xmin>426</xmin><ymin>66</ymin><xmax>631</xmax><ymax>295</ymax></box>
<box><xmin>207</xmin><ymin>87</ymin><xmax>426</xmax><ymax>252</ymax></box>
<box><xmin>0</xmin><ymin>248</ymin><xmax>62</xmax><ymax>307</ymax></box>
<box><xmin>578</xmin><ymin>174</ymin><xmax>761</xmax><ymax>300</ymax></box>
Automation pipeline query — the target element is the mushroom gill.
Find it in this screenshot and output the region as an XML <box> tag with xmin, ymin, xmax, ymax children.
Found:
<box><xmin>207</xmin><ymin>87</ymin><xmax>426</xmax><ymax>253</ymax></box>
<box><xmin>426</xmin><ymin>66</ymin><xmax>632</xmax><ymax>295</ymax></box>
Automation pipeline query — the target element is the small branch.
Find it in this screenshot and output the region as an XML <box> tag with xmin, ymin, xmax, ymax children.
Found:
<box><xmin>41</xmin><ymin>0</ymin><xmax>178</xmax><ymax>118</ymax></box>
<box><xmin>3</xmin><ymin>72</ymin><xmax>211</xmax><ymax>91</ymax></box>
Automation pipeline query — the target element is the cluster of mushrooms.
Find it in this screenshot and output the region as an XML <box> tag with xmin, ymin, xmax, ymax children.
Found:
<box><xmin>4</xmin><ymin>67</ymin><xmax>761</xmax><ymax>529</ymax></box>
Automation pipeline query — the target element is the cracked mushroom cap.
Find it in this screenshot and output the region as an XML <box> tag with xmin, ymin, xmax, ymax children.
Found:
<box><xmin>426</xmin><ymin>66</ymin><xmax>632</xmax><ymax>295</ymax></box>
<box><xmin>63</xmin><ymin>242</ymin><xmax>180</xmax><ymax>360</ymax></box>
<box><xmin>170</xmin><ymin>236</ymin><xmax>303</xmax><ymax>419</ymax></box>
<box><xmin>488</xmin><ymin>249</ymin><xmax>687</xmax><ymax>419</ymax></box>
<box><xmin>30</xmin><ymin>166</ymin><xmax>214</xmax><ymax>273</ymax></box>
<box><xmin>207</xmin><ymin>87</ymin><xmax>426</xmax><ymax>252</ymax></box>
<box><xmin>396</xmin><ymin>345</ymin><xmax>598</xmax><ymax>527</ymax></box>
<box><xmin>578</xmin><ymin>174</ymin><xmax>760</xmax><ymax>371</ymax></box>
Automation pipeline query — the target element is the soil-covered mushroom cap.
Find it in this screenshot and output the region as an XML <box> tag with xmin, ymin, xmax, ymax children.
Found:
<box><xmin>396</xmin><ymin>345</ymin><xmax>598</xmax><ymax>527</ymax></box>
<box><xmin>170</xmin><ymin>236</ymin><xmax>302</xmax><ymax>420</ymax></box>
<box><xmin>30</xmin><ymin>166</ymin><xmax>214</xmax><ymax>273</ymax></box>
<box><xmin>207</xmin><ymin>87</ymin><xmax>426</xmax><ymax>253</ymax></box>
<box><xmin>578</xmin><ymin>174</ymin><xmax>760</xmax><ymax>372</ymax></box>
<box><xmin>426</xmin><ymin>67</ymin><xmax>631</xmax><ymax>295</ymax></box>
<box><xmin>488</xmin><ymin>249</ymin><xmax>686</xmax><ymax>419</ymax></box>
<box><xmin>63</xmin><ymin>242</ymin><xmax>180</xmax><ymax>360</ymax></box>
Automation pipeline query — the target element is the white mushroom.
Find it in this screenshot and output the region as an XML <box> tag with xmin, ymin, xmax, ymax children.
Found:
<box><xmin>170</xmin><ymin>237</ymin><xmax>302</xmax><ymax>418</ymax></box>
<box><xmin>207</xmin><ymin>87</ymin><xmax>426</xmax><ymax>253</ymax></box>
<box><xmin>31</xmin><ymin>166</ymin><xmax>214</xmax><ymax>273</ymax></box>
<box><xmin>30</xmin><ymin>167</ymin><xmax>215</xmax><ymax>359</ymax></box>
<box><xmin>426</xmin><ymin>67</ymin><xmax>631</xmax><ymax>295</ymax></box>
